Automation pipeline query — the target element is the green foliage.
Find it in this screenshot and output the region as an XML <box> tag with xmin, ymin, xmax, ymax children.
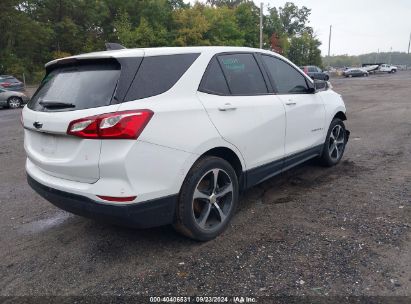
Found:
<box><xmin>324</xmin><ymin>52</ymin><xmax>411</xmax><ymax>68</ymax></box>
<box><xmin>1</xmin><ymin>0</ymin><xmax>323</xmax><ymax>83</ymax></box>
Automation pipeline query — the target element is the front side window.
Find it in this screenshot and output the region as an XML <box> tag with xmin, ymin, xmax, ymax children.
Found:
<box><xmin>217</xmin><ymin>54</ymin><xmax>268</xmax><ymax>95</ymax></box>
<box><xmin>262</xmin><ymin>55</ymin><xmax>309</xmax><ymax>94</ymax></box>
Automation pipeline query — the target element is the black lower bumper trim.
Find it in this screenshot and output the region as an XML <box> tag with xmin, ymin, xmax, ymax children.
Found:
<box><xmin>27</xmin><ymin>175</ymin><xmax>177</xmax><ymax>229</ymax></box>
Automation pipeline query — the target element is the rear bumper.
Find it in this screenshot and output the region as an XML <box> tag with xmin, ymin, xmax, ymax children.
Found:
<box><xmin>27</xmin><ymin>174</ymin><xmax>177</xmax><ymax>229</ymax></box>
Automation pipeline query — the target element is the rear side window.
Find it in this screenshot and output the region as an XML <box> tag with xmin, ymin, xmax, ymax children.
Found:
<box><xmin>125</xmin><ymin>53</ymin><xmax>199</xmax><ymax>101</ymax></box>
<box><xmin>199</xmin><ymin>57</ymin><xmax>230</xmax><ymax>95</ymax></box>
<box><xmin>29</xmin><ymin>62</ymin><xmax>120</xmax><ymax>111</ymax></box>
<box><xmin>218</xmin><ymin>54</ymin><xmax>268</xmax><ymax>95</ymax></box>
<box><xmin>262</xmin><ymin>55</ymin><xmax>309</xmax><ymax>94</ymax></box>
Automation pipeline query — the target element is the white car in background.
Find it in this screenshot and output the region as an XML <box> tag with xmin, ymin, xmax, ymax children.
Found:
<box><xmin>0</xmin><ymin>88</ymin><xmax>29</xmax><ymax>109</ymax></box>
<box><xmin>22</xmin><ymin>46</ymin><xmax>349</xmax><ymax>241</ymax></box>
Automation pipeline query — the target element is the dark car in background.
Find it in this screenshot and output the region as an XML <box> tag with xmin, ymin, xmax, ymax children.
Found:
<box><xmin>0</xmin><ymin>75</ymin><xmax>24</xmax><ymax>91</ymax></box>
<box><xmin>343</xmin><ymin>68</ymin><xmax>369</xmax><ymax>78</ymax></box>
<box><xmin>300</xmin><ymin>66</ymin><xmax>329</xmax><ymax>81</ymax></box>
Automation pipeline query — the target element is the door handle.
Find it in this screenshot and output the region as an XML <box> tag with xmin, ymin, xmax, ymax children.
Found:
<box><xmin>285</xmin><ymin>101</ymin><xmax>297</xmax><ymax>106</ymax></box>
<box><xmin>218</xmin><ymin>103</ymin><xmax>237</xmax><ymax>111</ymax></box>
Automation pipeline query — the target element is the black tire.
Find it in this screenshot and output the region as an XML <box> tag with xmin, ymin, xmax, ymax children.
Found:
<box><xmin>363</xmin><ymin>73</ymin><xmax>367</xmax><ymax>77</ymax></box>
<box><xmin>174</xmin><ymin>156</ymin><xmax>239</xmax><ymax>241</ymax></box>
<box><xmin>391</xmin><ymin>69</ymin><xmax>396</xmax><ymax>73</ymax></box>
<box><xmin>325</xmin><ymin>75</ymin><xmax>330</xmax><ymax>81</ymax></box>
<box><xmin>320</xmin><ymin>118</ymin><xmax>347</xmax><ymax>167</ymax></box>
<box><xmin>7</xmin><ymin>97</ymin><xmax>22</xmax><ymax>109</ymax></box>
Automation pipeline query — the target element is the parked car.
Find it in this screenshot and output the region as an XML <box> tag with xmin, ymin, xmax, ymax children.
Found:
<box><xmin>343</xmin><ymin>68</ymin><xmax>369</xmax><ymax>78</ymax></box>
<box><xmin>300</xmin><ymin>65</ymin><xmax>329</xmax><ymax>81</ymax></box>
<box><xmin>23</xmin><ymin>46</ymin><xmax>349</xmax><ymax>241</ymax></box>
<box><xmin>0</xmin><ymin>88</ymin><xmax>29</xmax><ymax>109</ymax></box>
<box><xmin>0</xmin><ymin>75</ymin><xmax>24</xmax><ymax>91</ymax></box>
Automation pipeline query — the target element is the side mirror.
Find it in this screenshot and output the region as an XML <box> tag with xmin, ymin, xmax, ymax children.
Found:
<box><xmin>313</xmin><ymin>80</ymin><xmax>328</xmax><ymax>92</ymax></box>
<box><xmin>306</xmin><ymin>87</ymin><xmax>316</xmax><ymax>94</ymax></box>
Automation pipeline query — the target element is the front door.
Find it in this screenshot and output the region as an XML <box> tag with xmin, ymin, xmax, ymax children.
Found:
<box><xmin>260</xmin><ymin>55</ymin><xmax>326</xmax><ymax>157</ymax></box>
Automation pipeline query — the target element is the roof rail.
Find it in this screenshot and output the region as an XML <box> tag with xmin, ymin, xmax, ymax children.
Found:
<box><xmin>105</xmin><ymin>43</ymin><xmax>126</xmax><ymax>51</ymax></box>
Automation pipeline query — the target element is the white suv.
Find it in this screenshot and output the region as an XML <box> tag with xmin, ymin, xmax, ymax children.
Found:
<box><xmin>23</xmin><ymin>46</ymin><xmax>349</xmax><ymax>241</ymax></box>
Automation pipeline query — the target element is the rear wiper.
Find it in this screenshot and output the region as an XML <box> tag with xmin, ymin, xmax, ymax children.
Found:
<box><xmin>39</xmin><ymin>101</ymin><xmax>75</xmax><ymax>109</ymax></box>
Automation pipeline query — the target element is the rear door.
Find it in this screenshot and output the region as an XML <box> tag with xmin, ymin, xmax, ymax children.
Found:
<box><xmin>197</xmin><ymin>53</ymin><xmax>286</xmax><ymax>173</ymax></box>
<box><xmin>260</xmin><ymin>55</ymin><xmax>326</xmax><ymax>157</ymax></box>
<box><xmin>23</xmin><ymin>60</ymin><xmax>124</xmax><ymax>183</ymax></box>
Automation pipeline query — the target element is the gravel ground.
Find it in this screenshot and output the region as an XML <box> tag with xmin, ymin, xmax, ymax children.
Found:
<box><xmin>0</xmin><ymin>72</ymin><xmax>410</xmax><ymax>299</ymax></box>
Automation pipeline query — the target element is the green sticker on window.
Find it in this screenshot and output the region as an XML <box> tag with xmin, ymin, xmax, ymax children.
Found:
<box><xmin>222</xmin><ymin>58</ymin><xmax>245</xmax><ymax>71</ymax></box>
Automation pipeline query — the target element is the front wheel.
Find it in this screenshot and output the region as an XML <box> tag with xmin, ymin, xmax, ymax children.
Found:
<box><xmin>174</xmin><ymin>156</ymin><xmax>239</xmax><ymax>241</ymax></box>
<box><xmin>7</xmin><ymin>97</ymin><xmax>22</xmax><ymax>109</ymax></box>
<box><xmin>320</xmin><ymin>118</ymin><xmax>348</xmax><ymax>167</ymax></box>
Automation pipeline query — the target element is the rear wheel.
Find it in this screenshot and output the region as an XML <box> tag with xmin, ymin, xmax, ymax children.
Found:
<box><xmin>363</xmin><ymin>73</ymin><xmax>368</xmax><ymax>77</ymax></box>
<box><xmin>7</xmin><ymin>97</ymin><xmax>22</xmax><ymax>109</ymax></box>
<box><xmin>320</xmin><ymin>118</ymin><xmax>347</xmax><ymax>167</ymax></box>
<box><xmin>174</xmin><ymin>156</ymin><xmax>239</xmax><ymax>241</ymax></box>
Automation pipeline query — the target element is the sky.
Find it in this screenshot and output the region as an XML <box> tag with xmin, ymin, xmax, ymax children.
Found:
<box><xmin>185</xmin><ymin>0</ymin><xmax>411</xmax><ymax>56</ymax></box>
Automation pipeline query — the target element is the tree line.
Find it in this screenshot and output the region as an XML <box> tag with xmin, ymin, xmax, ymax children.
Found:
<box><xmin>0</xmin><ymin>0</ymin><xmax>322</xmax><ymax>83</ymax></box>
<box><xmin>323</xmin><ymin>52</ymin><xmax>411</xmax><ymax>68</ymax></box>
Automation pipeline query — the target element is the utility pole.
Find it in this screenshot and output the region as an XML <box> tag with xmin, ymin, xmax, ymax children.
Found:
<box><xmin>408</xmin><ymin>32</ymin><xmax>411</xmax><ymax>54</ymax></box>
<box><xmin>389</xmin><ymin>47</ymin><xmax>392</xmax><ymax>64</ymax></box>
<box><xmin>328</xmin><ymin>25</ymin><xmax>332</xmax><ymax>57</ymax></box>
<box><xmin>259</xmin><ymin>2</ymin><xmax>263</xmax><ymax>49</ymax></box>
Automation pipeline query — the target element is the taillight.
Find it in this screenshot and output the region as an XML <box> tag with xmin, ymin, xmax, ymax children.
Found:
<box><xmin>1</xmin><ymin>82</ymin><xmax>11</xmax><ymax>87</ymax></box>
<box><xmin>67</xmin><ymin>110</ymin><xmax>153</xmax><ymax>139</ymax></box>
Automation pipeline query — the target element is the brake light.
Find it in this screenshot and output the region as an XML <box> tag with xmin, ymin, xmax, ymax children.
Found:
<box><xmin>1</xmin><ymin>82</ymin><xmax>11</xmax><ymax>87</ymax></box>
<box><xmin>67</xmin><ymin>110</ymin><xmax>153</xmax><ymax>139</ymax></box>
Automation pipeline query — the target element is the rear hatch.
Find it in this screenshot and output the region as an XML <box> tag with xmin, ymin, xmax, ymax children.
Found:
<box><xmin>23</xmin><ymin>55</ymin><xmax>141</xmax><ymax>183</ymax></box>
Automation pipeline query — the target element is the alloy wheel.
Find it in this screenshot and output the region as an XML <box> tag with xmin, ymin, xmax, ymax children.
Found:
<box><xmin>192</xmin><ymin>168</ymin><xmax>234</xmax><ymax>231</ymax></box>
<box><xmin>8</xmin><ymin>97</ymin><xmax>21</xmax><ymax>109</ymax></box>
<box><xmin>328</xmin><ymin>125</ymin><xmax>345</xmax><ymax>161</ymax></box>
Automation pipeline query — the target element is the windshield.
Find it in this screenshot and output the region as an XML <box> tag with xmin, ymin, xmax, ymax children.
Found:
<box><xmin>28</xmin><ymin>62</ymin><xmax>120</xmax><ymax>111</ymax></box>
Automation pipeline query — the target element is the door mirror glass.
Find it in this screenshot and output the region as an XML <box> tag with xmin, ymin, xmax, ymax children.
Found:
<box><xmin>313</xmin><ymin>80</ymin><xmax>328</xmax><ymax>92</ymax></box>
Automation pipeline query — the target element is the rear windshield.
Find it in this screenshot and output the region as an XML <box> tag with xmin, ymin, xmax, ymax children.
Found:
<box><xmin>28</xmin><ymin>62</ymin><xmax>120</xmax><ymax>111</ymax></box>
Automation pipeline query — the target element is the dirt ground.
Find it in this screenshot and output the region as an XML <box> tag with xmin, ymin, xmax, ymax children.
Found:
<box><xmin>0</xmin><ymin>72</ymin><xmax>410</xmax><ymax>299</ymax></box>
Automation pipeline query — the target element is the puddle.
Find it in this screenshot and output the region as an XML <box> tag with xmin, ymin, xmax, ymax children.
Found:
<box><xmin>18</xmin><ymin>212</ymin><xmax>72</xmax><ymax>234</ymax></box>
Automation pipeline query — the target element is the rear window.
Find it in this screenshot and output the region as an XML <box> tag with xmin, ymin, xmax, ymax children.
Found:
<box><xmin>125</xmin><ymin>53</ymin><xmax>199</xmax><ymax>101</ymax></box>
<box><xmin>199</xmin><ymin>57</ymin><xmax>230</xmax><ymax>95</ymax></box>
<box><xmin>0</xmin><ymin>77</ymin><xmax>19</xmax><ymax>83</ymax></box>
<box><xmin>28</xmin><ymin>62</ymin><xmax>120</xmax><ymax>111</ymax></box>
